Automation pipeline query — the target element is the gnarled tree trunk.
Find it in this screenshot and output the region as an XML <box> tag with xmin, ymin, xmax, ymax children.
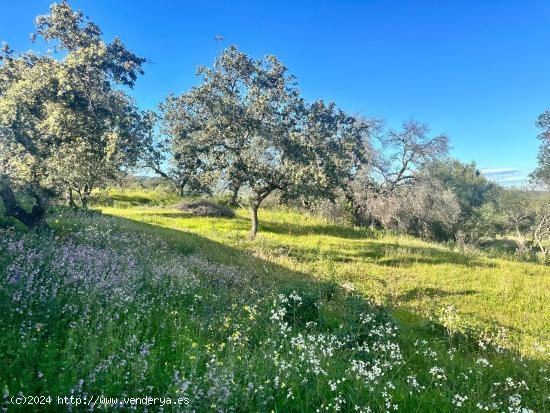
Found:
<box><xmin>0</xmin><ymin>178</ymin><xmax>49</xmax><ymax>231</ymax></box>
<box><xmin>532</xmin><ymin>213</ymin><xmax>550</xmax><ymax>258</ymax></box>
<box><xmin>248</xmin><ymin>188</ymin><xmax>275</xmax><ymax>240</ymax></box>
<box><xmin>515</xmin><ymin>226</ymin><xmax>529</xmax><ymax>254</ymax></box>
<box><xmin>345</xmin><ymin>191</ymin><xmax>363</xmax><ymax>226</ymax></box>
<box><xmin>77</xmin><ymin>185</ymin><xmax>93</xmax><ymax>209</ymax></box>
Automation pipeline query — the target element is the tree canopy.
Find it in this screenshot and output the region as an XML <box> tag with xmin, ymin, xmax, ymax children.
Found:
<box><xmin>1</xmin><ymin>1</ymin><xmax>548</xmax><ymax>252</ymax></box>
<box><xmin>153</xmin><ymin>46</ymin><xmax>370</xmax><ymax>238</ymax></box>
<box><xmin>0</xmin><ymin>1</ymin><xmax>147</xmax><ymax>227</ymax></box>
<box><xmin>532</xmin><ymin>110</ymin><xmax>550</xmax><ymax>188</ymax></box>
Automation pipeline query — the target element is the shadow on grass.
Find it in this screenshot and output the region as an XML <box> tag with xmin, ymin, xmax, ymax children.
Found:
<box><xmin>136</xmin><ymin>209</ymin><xmax>497</xmax><ymax>269</ymax></box>
<box><xmin>479</xmin><ymin>238</ymin><xmax>519</xmax><ymax>253</ymax></box>
<box><xmin>95</xmin><ymin>211</ymin><xmax>549</xmax><ymax>380</ymax></box>
<box><xmin>139</xmin><ymin>211</ymin><xmax>372</xmax><ymax>239</ymax></box>
<box><xmin>397</xmin><ymin>287</ymin><xmax>479</xmax><ymax>302</ymax></box>
<box><xmin>90</xmin><ymin>192</ymin><xmax>180</xmax><ymax>207</ymax></box>
<box><xmin>372</xmin><ymin>244</ymin><xmax>496</xmax><ymax>268</ymax></box>
<box><xmin>109</xmin><ymin>193</ymin><xmax>152</xmax><ymax>204</ymax></box>
<box><xmin>146</xmin><ymin>212</ymin><xmax>237</xmax><ymax>220</ymax></box>
<box><xmin>0</xmin><ymin>207</ymin><xmax>540</xmax><ymax>410</ymax></box>
<box><xmin>258</xmin><ymin>219</ymin><xmax>377</xmax><ymax>239</ymax></box>
<box><xmin>271</xmin><ymin>240</ymin><xmax>496</xmax><ymax>268</ymax></box>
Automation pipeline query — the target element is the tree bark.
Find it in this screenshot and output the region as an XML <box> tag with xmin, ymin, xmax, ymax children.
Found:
<box><xmin>533</xmin><ymin>214</ymin><xmax>549</xmax><ymax>258</ymax></box>
<box><xmin>249</xmin><ymin>202</ymin><xmax>260</xmax><ymax>240</ymax></box>
<box><xmin>67</xmin><ymin>189</ymin><xmax>77</xmax><ymax>209</ymax></box>
<box><xmin>345</xmin><ymin>192</ymin><xmax>363</xmax><ymax>226</ymax></box>
<box><xmin>515</xmin><ymin>226</ymin><xmax>528</xmax><ymax>254</ymax></box>
<box><xmin>80</xmin><ymin>185</ymin><xmax>92</xmax><ymax>209</ymax></box>
<box><xmin>0</xmin><ymin>179</ymin><xmax>48</xmax><ymax>231</ymax></box>
<box><xmin>247</xmin><ymin>187</ymin><xmax>276</xmax><ymax>240</ymax></box>
<box><xmin>230</xmin><ymin>185</ymin><xmax>240</xmax><ymax>206</ymax></box>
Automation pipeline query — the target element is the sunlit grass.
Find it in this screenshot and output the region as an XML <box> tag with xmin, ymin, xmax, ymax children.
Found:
<box><xmin>101</xmin><ymin>204</ymin><xmax>550</xmax><ymax>360</ymax></box>
<box><xmin>1</xmin><ymin>195</ymin><xmax>549</xmax><ymax>412</ymax></box>
<box><xmin>91</xmin><ymin>187</ymin><xmax>182</xmax><ymax>207</ymax></box>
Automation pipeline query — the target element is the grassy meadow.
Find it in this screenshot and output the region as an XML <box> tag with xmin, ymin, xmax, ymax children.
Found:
<box><xmin>1</xmin><ymin>189</ymin><xmax>549</xmax><ymax>412</ymax></box>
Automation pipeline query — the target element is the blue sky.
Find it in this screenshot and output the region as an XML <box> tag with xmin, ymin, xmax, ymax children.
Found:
<box><xmin>2</xmin><ymin>0</ymin><xmax>549</xmax><ymax>186</ymax></box>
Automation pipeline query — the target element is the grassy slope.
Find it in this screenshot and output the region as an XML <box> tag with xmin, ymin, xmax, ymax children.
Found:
<box><xmin>101</xmin><ymin>205</ymin><xmax>550</xmax><ymax>359</ymax></box>
<box><xmin>1</xmin><ymin>192</ymin><xmax>549</xmax><ymax>412</ymax></box>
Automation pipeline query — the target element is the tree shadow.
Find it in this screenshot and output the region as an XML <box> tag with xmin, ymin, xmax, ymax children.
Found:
<box><xmin>89</xmin><ymin>192</ymin><xmax>155</xmax><ymax>206</ymax></box>
<box><xmin>375</xmin><ymin>255</ymin><xmax>496</xmax><ymax>268</ymax></box>
<box><xmin>133</xmin><ymin>211</ymin><xmax>500</xmax><ymax>269</ymax></box>
<box><xmin>143</xmin><ymin>211</ymin><xmax>237</xmax><ymax>220</ymax></box>
<box><xmin>370</xmin><ymin>244</ymin><xmax>497</xmax><ymax>268</ymax></box>
<box><xmin>397</xmin><ymin>287</ymin><xmax>479</xmax><ymax>302</ymax></box>
<box><xmin>99</xmin><ymin>211</ymin><xmax>546</xmax><ymax>351</ymax></box>
<box><xmin>126</xmin><ymin>212</ymin><xmax>375</xmax><ymax>239</ymax></box>
<box><xmin>241</xmin><ymin>216</ymin><xmax>498</xmax><ymax>268</ymax></box>
<box><xmin>269</xmin><ymin>240</ymin><xmax>496</xmax><ymax>268</ymax></box>
<box><xmin>28</xmin><ymin>209</ymin><xmax>547</xmax><ymax>409</ymax></box>
<box><xmin>257</xmin><ymin>219</ymin><xmax>377</xmax><ymax>239</ymax></box>
<box><xmin>479</xmin><ymin>238</ymin><xmax>519</xmax><ymax>253</ymax></box>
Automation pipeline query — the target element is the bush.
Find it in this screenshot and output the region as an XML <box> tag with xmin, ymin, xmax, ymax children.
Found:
<box><xmin>176</xmin><ymin>199</ymin><xmax>235</xmax><ymax>218</ymax></box>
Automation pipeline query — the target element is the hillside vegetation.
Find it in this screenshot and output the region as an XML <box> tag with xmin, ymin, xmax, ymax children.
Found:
<box><xmin>1</xmin><ymin>3</ymin><xmax>550</xmax><ymax>411</ymax></box>
<box><xmin>1</xmin><ymin>191</ymin><xmax>548</xmax><ymax>412</ymax></box>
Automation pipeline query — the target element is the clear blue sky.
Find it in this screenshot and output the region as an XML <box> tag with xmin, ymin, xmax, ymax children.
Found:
<box><xmin>3</xmin><ymin>0</ymin><xmax>550</xmax><ymax>185</ymax></box>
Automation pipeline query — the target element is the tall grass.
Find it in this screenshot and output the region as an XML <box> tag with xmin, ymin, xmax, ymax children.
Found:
<box><xmin>0</xmin><ymin>197</ymin><xmax>549</xmax><ymax>412</ymax></box>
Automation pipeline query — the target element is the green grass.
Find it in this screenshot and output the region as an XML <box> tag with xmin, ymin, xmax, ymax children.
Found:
<box><xmin>1</xmin><ymin>196</ymin><xmax>549</xmax><ymax>412</ymax></box>
<box><xmin>90</xmin><ymin>187</ymin><xmax>182</xmax><ymax>207</ymax></box>
<box><xmin>101</xmin><ymin>205</ymin><xmax>550</xmax><ymax>359</ymax></box>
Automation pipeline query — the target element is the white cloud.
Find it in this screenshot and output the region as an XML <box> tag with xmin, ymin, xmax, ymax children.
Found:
<box><xmin>479</xmin><ymin>168</ymin><xmax>516</xmax><ymax>174</ymax></box>
<box><xmin>480</xmin><ymin>168</ymin><xmax>531</xmax><ymax>187</ymax></box>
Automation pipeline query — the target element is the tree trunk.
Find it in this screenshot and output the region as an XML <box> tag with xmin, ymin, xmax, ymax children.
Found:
<box><xmin>81</xmin><ymin>192</ymin><xmax>89</xmax><ymax>209</ymax></box>
<box><xmin>345</xmin><ymin>192</ymin><xmax>363</xmax><ymax>226</ymax></box>
<box><xmin>533</xmin><ymin>214</ymin><xmax>549</xmax><ymax>258</ymax></box>
<box><xmin>0</xmin><ymin>179</ymin><xmax>48</xmax><ymax>231</ymax></box>
<box><xmin>77</xmin><ymin>191</ymin><xmax>84</xmax><ymax>209</ymax></box>
<box><xmin>515</xmin><ymin>227</ymin><xmax>528</xmax><ymax>254</ymax></box>
<box><xmin>67</xmin><ymin>189</ymin><xmax>77</xmax><ymax>209</ymax></box>
<box><xmin>534</xmin><ymin>237</ymin><xmax>547</xmax><ymax>257</ymax></box>
<box><xmin>247</xmin><ymin>188</ymin><xmax>274</xmax><ymax>240</ymax></box>
<box><xmin>79</xmin><ymin>185</ymin><xmax>92</xmax><ymax>209</ymax></box>
<box><xmin>249</xmin><ymin>202</ymin><xmax>260</xmax><ymax>240</ymax></box>
<box><xmin>230</xmin><ymin>185</ymin><xmax>240</xmax><ymax>206</ymax></box>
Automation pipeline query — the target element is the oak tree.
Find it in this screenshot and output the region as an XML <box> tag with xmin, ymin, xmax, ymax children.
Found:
<box><xmin>0</xmin><ymin>1</ymin><xmax>146</xmax><ymax>228</ymax></box>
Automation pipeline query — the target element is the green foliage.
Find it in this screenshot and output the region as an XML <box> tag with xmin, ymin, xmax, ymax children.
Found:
<box><xmin>0</xmin><ymin>1</ymin><xmax>147</xmax><ymax>228</ymax></box>
<box><xmin>493</xmin><ymin>189</ymin><xmax>550</xmax><ymax>259</ymax></box>
<box><xmin>155</xmin><ymin>46</ymin><xmax>369</xmax><ymax>238</ymax></box>
<box><xmin>420</xmin><ymin>159</ymin><xmax>499</xmax><ymax>240</ymax></box>
<box><xmin>282</xmin><ymin>100</ymin><xmax>371</xmax><ymax>205</ymax></box>
<box><xmin>532</xmin><ymin>110</ymin><xmax>550</xmax><ymax>187</ymax></box>
<box><xmin>1</xmin><ymin>1</ymin><xmax>550</xmax><ymax>407</ymax></box>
